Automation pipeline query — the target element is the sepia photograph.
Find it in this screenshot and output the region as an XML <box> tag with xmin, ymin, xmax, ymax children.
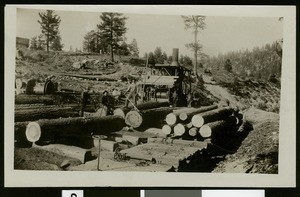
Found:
<box><xmin>5</xmin><ymin>5</ymin><xmax>296</xmax><ymax>187</ymax></box>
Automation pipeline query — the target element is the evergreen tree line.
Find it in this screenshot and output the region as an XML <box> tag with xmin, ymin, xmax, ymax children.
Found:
<box><xmin>204</xmin><ymin>41</ymin><xmax>282</xmax><ymax>81</ymax></box>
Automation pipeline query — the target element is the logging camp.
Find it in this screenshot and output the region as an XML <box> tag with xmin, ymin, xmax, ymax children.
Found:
<box><xmin>137</xmin><ymin>48</ymin><xmax>192</xmax><ymax>107</ymax></box>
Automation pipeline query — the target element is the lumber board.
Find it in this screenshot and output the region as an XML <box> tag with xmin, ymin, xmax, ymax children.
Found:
<box><xmin>120</xmin><ymin>143</ymin><xmax>201</xmax><ymax>167</ymax></box>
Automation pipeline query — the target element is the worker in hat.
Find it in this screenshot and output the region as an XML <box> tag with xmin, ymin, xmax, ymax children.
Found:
<box><xmin>124</xmin><ymin>79</ymin><xmax>138</xmax><ymax>108</ymax></box>
<box><xmin>101</xmin><ymin>90</ymin><xmax>114</xmax><ymax>115</ymax></box>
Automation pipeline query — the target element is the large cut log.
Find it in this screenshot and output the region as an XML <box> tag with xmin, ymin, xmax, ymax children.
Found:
<box><xmin>198</xmin><ymin>116</ymin><xmax>238</xmax><ymax>138</ymax></box>
<box><xmin>188</xmin><ymin>127</ymin><xmax>198</xmax><ymax>137</ymax></box>
<box><xmin>162</xmin><ymin>125</ymin><xmax>173</xmax><ymax>135</ymax></box>
<box><xmin>15</xmin><ymin>78</ymin><xmax>27</xmax><ymax>89</ymax></box>
<box><xmin>25</xmin><ymin>115</ymin><xmax>125</xmax><ymax>143</ymax></box>
<box><xmin>33</xmin><ymin>144</ymin><xmax>92</xmax><ymax>164</ymax></box>
<box><xmin>186</xmin><ymin>122</ymin><xmax>193</xmax><ymax>129</ymax></box>
<box><xmin>173</xmin><ymin>123</ymin><xmax>187</xmax><ymax>136</ymax></box>
<box><xmin>191</xmin><ymin>107</ymin><xmax>234</xmax><ymax>128</ymax></box>
<box><xmin>115</xmin><ymin>101</ymin><xmax>170</xmax><ymax>116</ymax></box>
<box><xmin>15</xmin><ymin>94</ymin><xmax>54</xmax><ymax>105</ymax></box>
<box><xmin>15</xmin><ymin>103</ymin><xmax>47</xmax><ymax>110</ymax></box>
<box><xmin>113</xmin><ymin>108</ymin><xmax>126</xmax><ymax>119</ymax></box>
<box><xmin>125</xmin><ymin>107</ymin><xmax>173</xmax><ymax>128</ymax></box>
<box><xmin>15</xmin><ymin>107</ymin><xmax>80</xmax><ymax>122</ymax></box>
<box><xmin>179</xmin><ymin>105</ymin><xmax>218</xmax><ymax>122</ymax></box>
<box><xmin>15</xmin><ymin>103</ymin><xmax>98</xmax><ymax>113</ymax></box>
<box><xmin>62</xmin><ymin>73</ymin><xmax>117</xmax><ymax>81</ymax></box>
<box><xmin>165</xmin><ymin>107</ymin><xmax>193</xmax><ymax>125</ymax></box>
<box><xmin>83</xmin><ymin>107</ymin><xmax>107</xmax><ymax>118</ymax></box>
<box><xmin>166</xmin><ymin>105</ymin><xmax>217</xmax><ymax>125</ymax></box>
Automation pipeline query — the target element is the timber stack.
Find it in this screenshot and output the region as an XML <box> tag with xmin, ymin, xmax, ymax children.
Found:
<box><xmin>162</xmin><ymin>104</ymin><xmax>243</xmax><ymax>141</ymax></box>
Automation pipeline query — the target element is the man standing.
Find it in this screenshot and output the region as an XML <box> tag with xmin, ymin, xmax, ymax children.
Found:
<box><xmin>101</xmin><ymin>90</ymin><xmax>114</xmax><ymax>115</ymax></box>
<box><xmin>124</xmin><ymin>79</ymin><xmax>138</xmax><ymax>107</ymax></box>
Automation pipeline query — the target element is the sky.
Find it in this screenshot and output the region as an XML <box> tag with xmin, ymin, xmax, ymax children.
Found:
<box><xmin>16</xmin><ymin>8</ymin><xmax>283</xmax><ymax>57</ymax></box>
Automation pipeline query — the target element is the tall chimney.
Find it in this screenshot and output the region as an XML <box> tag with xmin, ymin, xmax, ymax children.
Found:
<box><xmin>171</xmin><ymin>48</ymin><xmax>179</xmax><ymax>67</ymax></box>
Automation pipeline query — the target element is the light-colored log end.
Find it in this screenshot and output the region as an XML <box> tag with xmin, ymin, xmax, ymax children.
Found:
<box><xmin>162</xmin><ymin>125</ymin><xmax>172</xmax><ymax>135</ymax></box>
<box><xmin>188</xmin><ymin>127</ymin><xmax>198</xmax><ymax>137</ymax></box>
<box><xmin>199</xmin><ymin>125</ymin><xmax>212</xmax><ymax>138</ymax></box>
<box><xmin>179</xmin><ymin>112</ymin><xmax>188</xmax><ymax>121</ymax></box>
<box><xmin>165</xmin><ymin>113</ymin><xmax>177</xmax><ymax>125</ymax></box>
<box><xmin>191</xmin><ymin>115</ymin><xmax>204</xmax><ymax>128</ymax></box>
<box><xmin>25</xmin><ymin>122</ymin><xmax>41</xmax><ymax>142</ymax></box>
<box><xmin>113</xmin><ymin>108</ymin><xmax>125</xmax><ymax>119</ymax></box>
<box><xmin>125</xmin><ymin>110</ymin><xmax>143</xmax><ymax>128</ymax></box>
<box><xmin>186</xmin><ymin>122</ymin><xmax>193</xmax><ymax>129</ymax></box>
<box><xmin>95</xmin><ymin>107</ymin><xmax>107</xmax><ymax>117</ymax></box>
<box><xmin>174</xmin><ymin>123</ymin><xmax>185</xmax><ymax>136</ymax></box>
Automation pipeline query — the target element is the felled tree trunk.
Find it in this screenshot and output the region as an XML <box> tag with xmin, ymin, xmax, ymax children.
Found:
<box><xmin>162</xmin><ymin>124</ymin><xmax>173</xmax><ymax>135</ymax></box>
<box><xmin>125</xmin><ymin>107</ymin><xmax>173</xmax><ymax>129</ymax></box>
<box><xmin>188</xmin><ymin>127</ymin><xmax>198</xmax><ymax>137</ymax></box>
<box><xmin>199</xmin><ymin>116</ymin><xmax>238</xmax><ymax>138</ymax></box>
<box><xmin>179</xmin><ymin>104</ymin><xmax>218</xmax><ymax>121</ymax></box>
<box><xmin>116</xmin><ymin>101</ymin><xmax>170</xmax><ymax>116</ymax></box>
<box><xmin>25</xmin><ymin>115</ymin><xmax>125</xmax><ymax>143</ymax></box>
<box><xmin>166</xmin><ymin>105</ymin><xmax>217</xmax><ymax>125</ymax></box>
<box><xmin>173</xmin><ymin>123</ymin><xmax>187</xmax><ymax>136</ymax></box>
<box><xmin>191</xmin><ymin>107</ymin><xmax>234</xmax><ymax>128</ymax></box>
<box><xmin>33</xmin><ymin>144</ymin><xmax>92</xmax><ymax>164</ymax></box>
<box><xmin>15</xmin><ymin>107</ymin><xmax>80</xmax><ymax>122</ymax></box>
<box><xmin>15</xmin><ymin>95</ymin><xmax>54</xmax><ymax>105</ymax></box>
<box><xmin>62</xmin><ymin>74</ymin><xmax>117</xmax><ymax>81</ymax></box>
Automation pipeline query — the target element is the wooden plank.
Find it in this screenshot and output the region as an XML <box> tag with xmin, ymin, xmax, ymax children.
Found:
<box><xmin>69</xmin><ymin>158</ymin><xmax>136</xmax><ymax>171</ymax></box>
<box><xmin>33</xmin><ymin>144</ymin><xmax>92</xmax><ymax>164</ymax></box>
<box><xmin>147</xmin><ymin>137</ymin><xmax>207</xmax><ymax>149</ymax></box>
<box><xmin>120</xmin><ymin>143</ymin><xmax>201</xmax><ymax>167</ymax></box>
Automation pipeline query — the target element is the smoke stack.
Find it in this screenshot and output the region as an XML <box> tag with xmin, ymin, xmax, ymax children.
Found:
<box><xmin>171</xmin><ymin>48</ymin><xmax>179</xmax><ymax>67</ymax></box>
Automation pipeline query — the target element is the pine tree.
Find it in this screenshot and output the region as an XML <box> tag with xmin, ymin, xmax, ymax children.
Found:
<box><xmin>154</xmin><ymin>47</ymin><xmax>164</xmax><ymax>64</ymax></box>
<box><xmin>82</xmin><ymin>30</ymin><xmax>98</xmax><ymax>52</ymax></box>
<box><xmin>162</xmin><ymin>52</ymin><xmax>168</xmax><ymax>63</ymax></box>
<box><xmin>50</xmin><ymin>34</ymin><xmax>64</xmax><ymax>51</ymax></box>
<box><xmin>38</xmin><ymin>10</ymin><xmax>61</xmax><ymax>52</ymax></box>
<box><xmin>148</xmin><ymin>52</ymin><xmax>156</xmax><ymax>66</ymax></box>
<box><xmin>182</xmin><ymin>15</ymin><xmax>206</xmax><ymax>75</ymax></box>
<box><xmin>97</xmin><ymin>12</ymin><xmax>127</xmax><ymax>62</ymax></box>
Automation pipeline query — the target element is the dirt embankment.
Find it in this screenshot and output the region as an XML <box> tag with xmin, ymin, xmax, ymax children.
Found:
<box><xmin>213</xmin><ymin>108</ymin><xmax>279</xmax><ymax>173</ymax></box>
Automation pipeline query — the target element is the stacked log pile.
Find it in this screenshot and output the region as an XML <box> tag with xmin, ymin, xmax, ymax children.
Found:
<box><xmin>161</xmin><ymin>104</ymin><xmax>242</xmax><ymax>141</ymax></box>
